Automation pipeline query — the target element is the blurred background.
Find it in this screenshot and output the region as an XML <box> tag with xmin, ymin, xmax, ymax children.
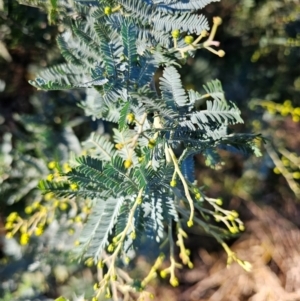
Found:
<box><xmin>0</xmin><ymin>0</ymin><xmax>300</xmax><ymax>300</ymax></box>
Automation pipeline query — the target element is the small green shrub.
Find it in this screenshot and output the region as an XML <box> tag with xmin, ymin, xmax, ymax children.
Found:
<box><xmin>5</xmin><ymin>0</ymin><xmax>264</xmax><ymax>300</ymax></box>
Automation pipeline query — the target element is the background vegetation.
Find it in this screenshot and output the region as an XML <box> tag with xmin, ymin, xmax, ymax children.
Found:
<box><xmin>0</xmin><ymin>0</ymin><xmax>299</xmax><ymax>300</ymax></box>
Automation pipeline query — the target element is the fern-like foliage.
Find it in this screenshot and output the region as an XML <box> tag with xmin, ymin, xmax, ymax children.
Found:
<box><xmin>23</xmin><ymin>0</ymin><xmax>263</xmax><ymax>297</ymax></box>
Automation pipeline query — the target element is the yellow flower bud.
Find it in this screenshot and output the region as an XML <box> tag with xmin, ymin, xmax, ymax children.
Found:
<box><xmin>44</xmin><ymin>192</ymin><xmax>54</xmax><ymax>201</ymax></box>
<box><xmin>170</xmin><ymin>276</ymin><xmax>179</xmax><ymax>287</ymax></box>
<box><xmin>126</xmin><ymin>113</ymin><xmax>135</xmax><ymax>123</ymax></box>
<box><xmin>187</xmin><ymin>220</ymin><xmax>193</xmax><ymax>227</ymax></box>
<box><xmin>59</xmin><ymin>202</ymin><xmax>68</xmax><ymax>211</ymax></box>
<box><xmin>148</xmin><ymin>139</ymin><xmax>156</xmax><ymax>149</ymax></box>
<box><xmin>93</xmin><ymin>283</ymin><xmax>99</xmax><ymax>290</ymax></box>
<box><xmin>107</xmin><ymin>244</ymin><xmax>114</xmax><ymax>252</ymax></box>
<box><xmin>25</xmin><ymin>206</ymin><xmax>33</xmax><ymax>214</ymax></box>
<box><xmin>46</xmin><ymin>174</ymin><xmax>54</xmax><ymax>181</ymax></box>
<box><xmin>63</xmin><ymin>162</ymin><xmax>72</xmax><ymax>173</ymax></box>
<box><xmin>170</xmin><ymin>180</ymin><xmax>177</xmax><ymax>187</ymax></box>
<box><xmin>160</xmin><ymin>270</ymin><xmax>168</xmax><ymax>278</ymax></box>
<box><xmin>124</xmin><ymin>159</ymin><xmax>133</xmax><ymax>169</ymax></box>
<box><xmin>85</xmin><ymin>257</ymin><xmax>94</xmax><ymax>267</ymax></box>
<box><xmin>229</xmin><ymin>226</ymin><xmax>238</xmax><ymax>234</ymax></box>
<box><xmin>104</xmin><ymin>6</ymin><xmax>112</xmax><ymax>15</ymax></box>
<box><xmin>231</xmin><ymin>210</ymin><xmax>239</xmax><ymax>218</ymax></box>
<box><xmin>130</xmin><ymin>231</ymin><xmax>136</xmax><ymax>240</ymax></box>
<box><xmin>188</xmin><ymin>262</ymin><xmax>194</xmax><ymax>269</ymax></box>
<box><xmin>195</xmin><ymin>193</ymin><xmax>201</xmax><ymax>200</ymax></box>
<box><xmin>184</xmin><ymin>35</ymin><xmax>194</xmax><ymax>45</ymax></box>
<box><xmin>216</xmin><ymin>198</ymin><xmax>223</xmax><ymax>206</ymax></box>
<box><xmin>115</xmin><ymin>143</ymin><xmax>124</xmax><ymax>150</ymax></box>
<box><xmin>20</xmin><ymin>233</ymin><xmax>30</xmax><ymax>245</ymax></box>
<box><xmin>70</xmin><ymin>183</ymin><xmax>78</xmax><ymax>191</ymax></box>
<box><xmin>218</xmin><ymin>50</ymin><xmax>225</xmax><ymax>57</ymax></box>
<box><xmin>7</xmin><ymin>212</ymin><xmax>18</xmax><ymax>222</ymax></box>
<box><xmin>293</xmin><ymin>172</ymin><xmax>300</xmax><ymax>179</ymax></box>
<box><xmin>97</xmin><ymin>260</ymin><xmax>104</xmax><ymax>268</ymax></box>
<box><xmin>5</xmin><ymin>222</ymin><xmax>14</xmax><ymax>230</ymax></box>
<box><xmin>213</xmin><ymin>16</ymin><xmax>222</xmax><ymax>25</ymax></box>
<box><xmin>48</xmin><ymin>161</ymin><xmax>56</xmax><ymax>169</ymax></box>
<box><xmin>35</xmin><ymin>227</ymin><xmax>44</xmax><ymax>236</ymax></box>
<box><xmin>171</xmin><ymin>29</ymin><xmax>180</xmax><ymax>38</ymax></box>
<box><xmin>239</xmin><ymin>224</ymin><xmax>245</xmax><ymax>231</ymax></box>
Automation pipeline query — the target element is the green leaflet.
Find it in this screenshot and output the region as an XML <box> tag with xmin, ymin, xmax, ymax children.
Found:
<box><xmin>119</xmin><ymin>102</ymin><xmax>130</xmax><ymax>130</ymax></box>
<box><xmin>76</xmin><ymin>196</ymin><xmax>125</xmax><ymax>260</ymax></box>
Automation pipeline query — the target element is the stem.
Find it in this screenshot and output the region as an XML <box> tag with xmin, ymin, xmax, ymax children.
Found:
<box><xmin>168</xmin><ymin>146</ymin><xmax>195</xmax><ymax>224</ymax></box>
